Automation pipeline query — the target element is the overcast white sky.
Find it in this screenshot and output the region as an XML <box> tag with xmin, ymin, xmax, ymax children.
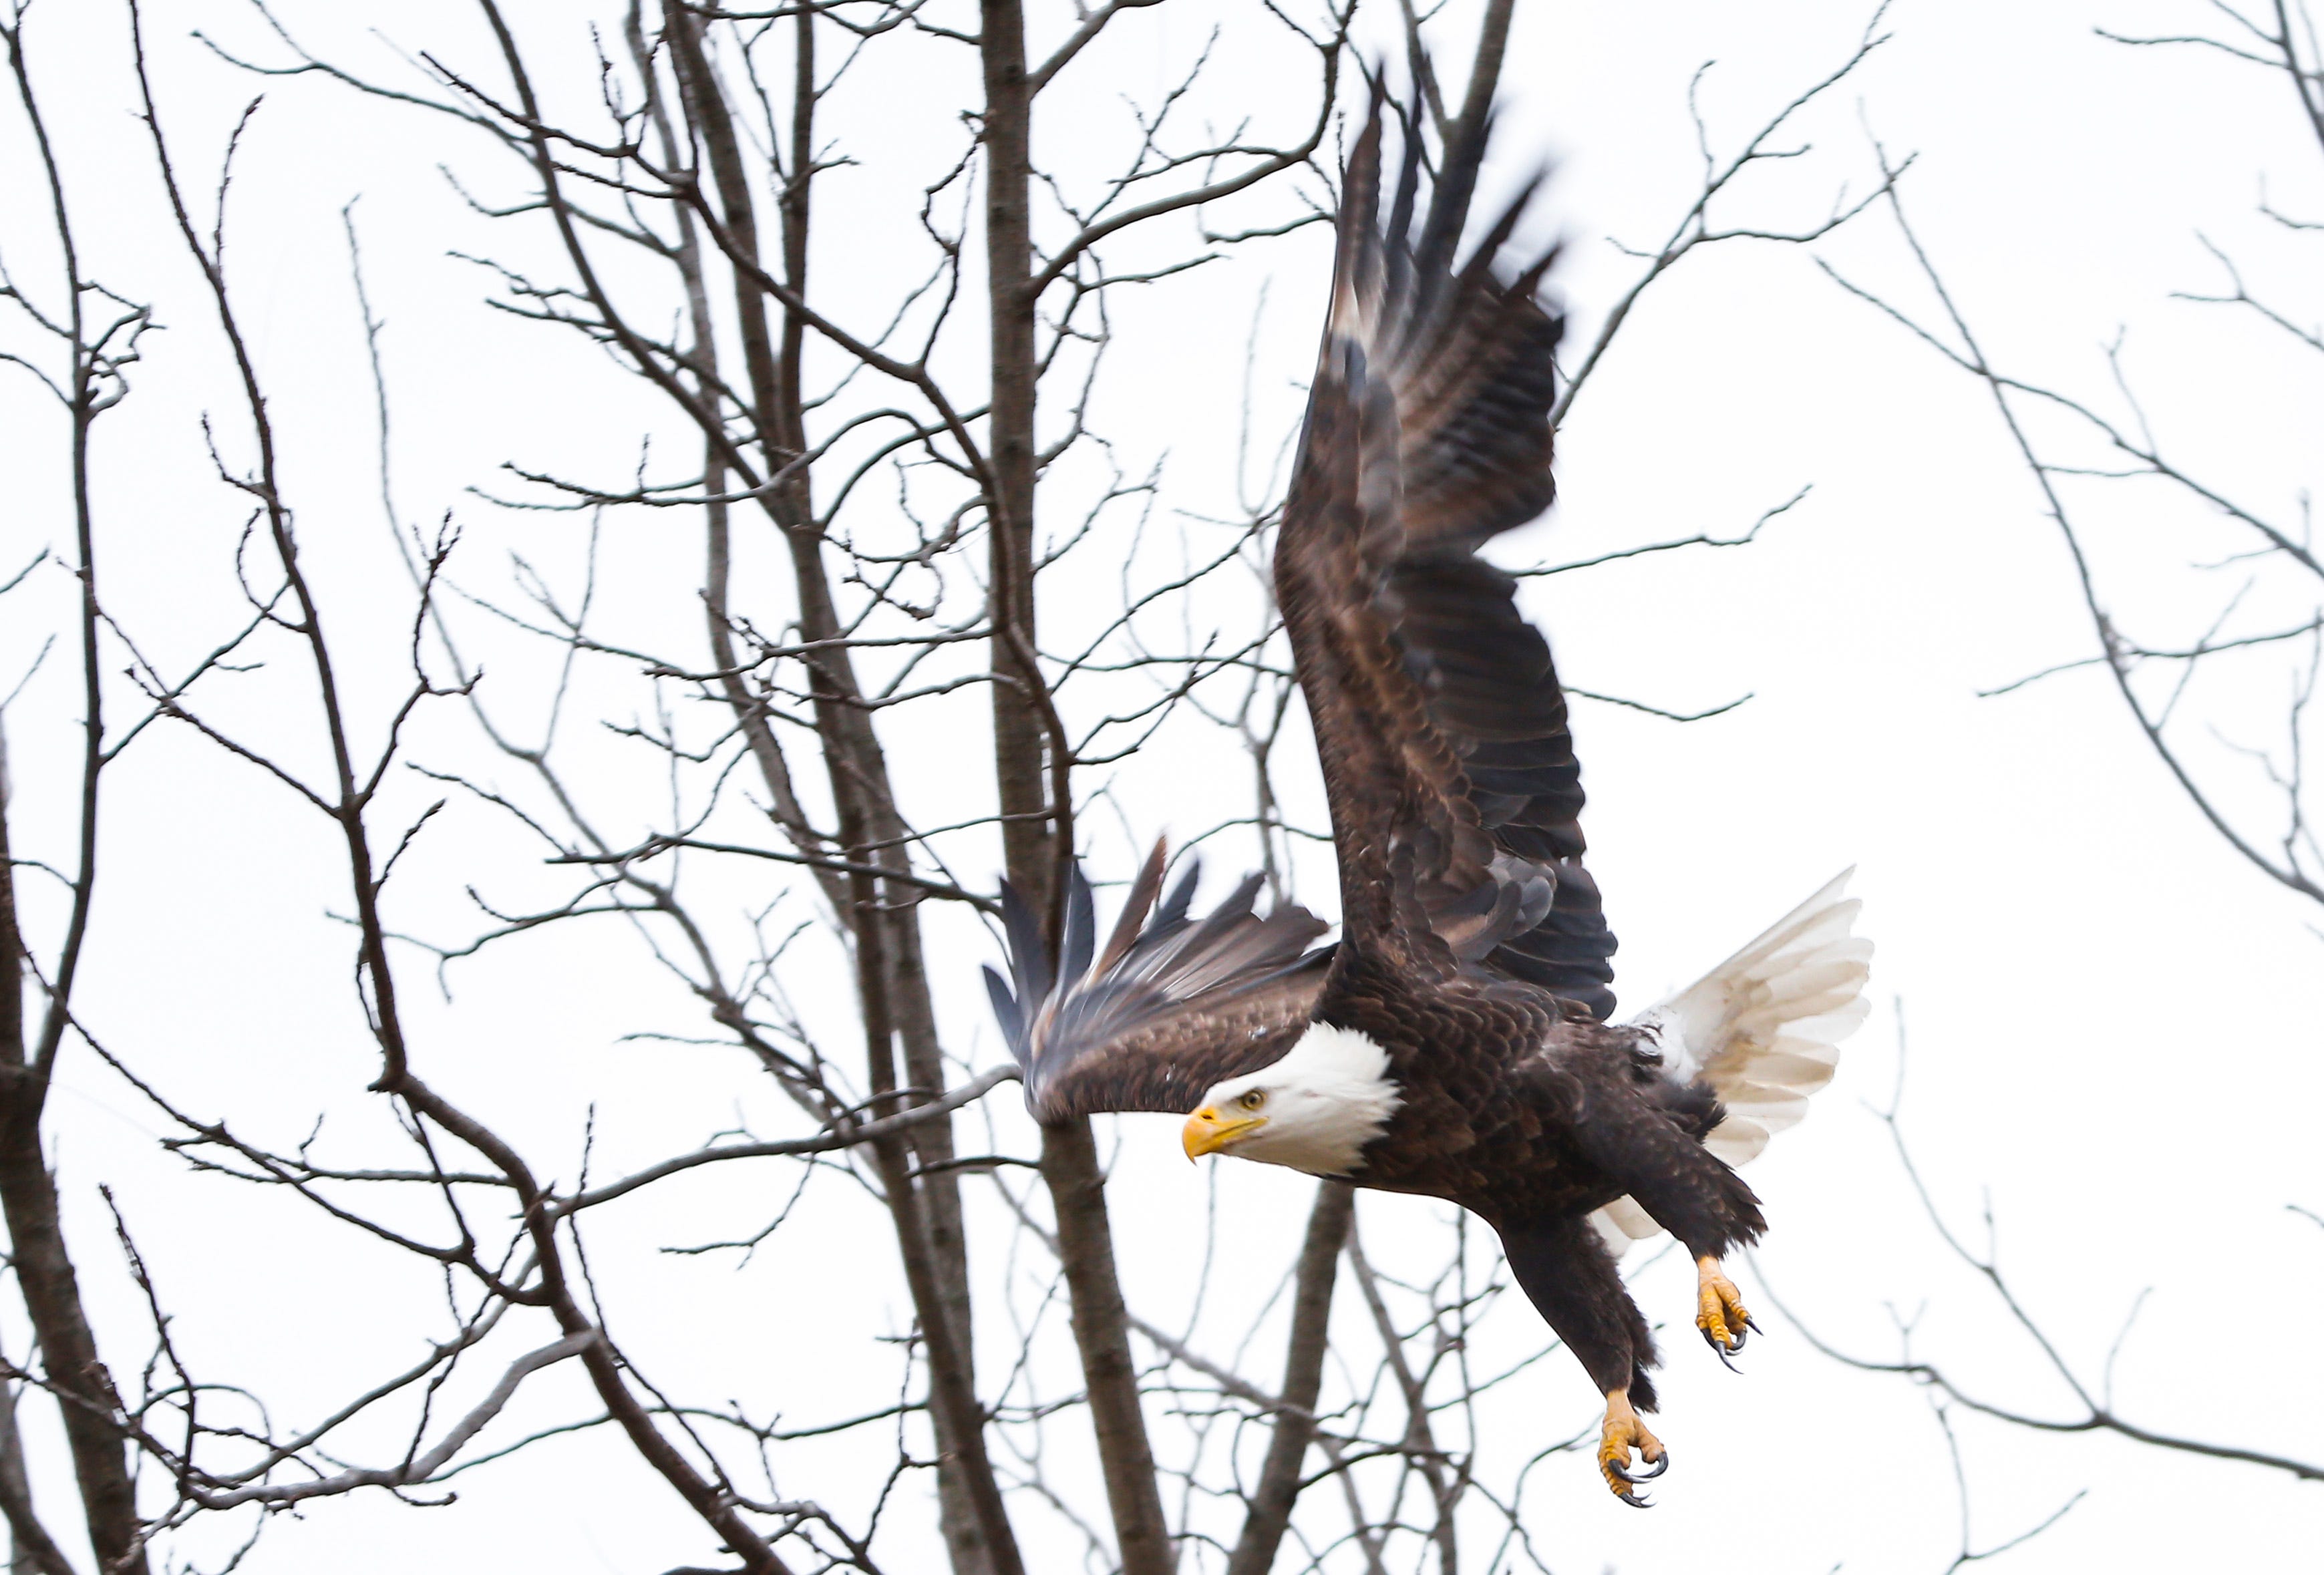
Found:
<box><xmin>2</xmin><ymin>1</ymin><xmax>2321</xmax><ymax>1571</ymax></box>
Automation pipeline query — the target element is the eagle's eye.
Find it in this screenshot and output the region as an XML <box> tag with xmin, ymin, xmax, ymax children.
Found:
<box><xmin>1238</xmin><ymin>1089</ymin><xmax>1267</xmax><ymax>1111</ymax></box>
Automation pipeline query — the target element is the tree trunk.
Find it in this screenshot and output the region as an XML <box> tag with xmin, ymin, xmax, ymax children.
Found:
<box><xmin>0</xmin><ymin>804</ymin><xmax>146</xmax><ymax>1575</ymax></box>
<box><xmin>0</xmin><ymin>1357</ymin><xmax>73</xmax><ymax>1575</ymax></box>
<box><xmin>1226</xmin><ymin>1182</ymin><xmax>1352</xmax><ymax>1575</ymax></box>
<box><xmin>1039</xmin><ymin>1121</ymin><xmax>1175</xmax><ymax>1575</ymax></box>
<box><xmin>981</xmin><ymin>6</ymin><xmax>1174</xmax><ymax>1570</ymax></box>
<box><xmin>661</xmin><ymin>10</ymin><xmax>996</xmax><ymax>1570</ymax></box>
<box><xmin>979</xmin><ymin>0</ymin><xmax>1053</xmax><ymax>919</ymax></box>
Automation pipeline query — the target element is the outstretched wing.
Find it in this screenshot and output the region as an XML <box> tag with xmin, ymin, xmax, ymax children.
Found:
<box><xmin>1591</xmin><ymin>870</ymin><xmax>1873</xmax><ymax>1256</ymax></box>
<box><xmin>984</xmin><ymin>844</ymin><xmax>1330</xmax><ymax>1122</ymax></box>
<box><xmin>1277</xmin><ymin>98</ymin><xmax>1615</xmax><ymax>1018</ymax></box>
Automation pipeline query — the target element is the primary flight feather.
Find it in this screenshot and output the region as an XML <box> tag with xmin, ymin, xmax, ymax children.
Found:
<box><xmin>983</xmin><ymin>93</ymin><xmax>1870</xmax><ymax>1506</ymax></box>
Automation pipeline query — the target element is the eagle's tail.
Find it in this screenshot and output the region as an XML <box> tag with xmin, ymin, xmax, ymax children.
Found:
<box><xmin>1591</xmin><ymin>870</ymin><xmax>1872</xmax><ymax>1257</ymax></box>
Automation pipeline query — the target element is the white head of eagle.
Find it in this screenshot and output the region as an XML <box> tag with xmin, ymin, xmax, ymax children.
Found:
<box><xmin>1181</xmin><ymin>1022</ymin><xmax>1403</xmax><ymax>1177</ymax></box>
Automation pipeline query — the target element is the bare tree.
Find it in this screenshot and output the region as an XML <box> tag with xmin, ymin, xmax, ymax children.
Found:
<box><xmin>0</xmin><ymin>2</ymin><xmax>1900</xmax><ymax>1570</ymax></box>
<box><xmin>1771</xmin><ymin>1030</ymin><xmax>2322</xmax><ymax>1490</ymax></box>
<box><xmin>1781</xmin><ymin>0</ymin><xmax>2324</xmax><ymax>1522</ymax></box>
<box><xmin>1</xmin><ymin>6</ymin><xmax>166</xmax><ymax>1570</ymax></box>
<box><xmin>1828</xmin><ymin>1</ymin><xmax>2323</xmax><ymax>918</ymax></box>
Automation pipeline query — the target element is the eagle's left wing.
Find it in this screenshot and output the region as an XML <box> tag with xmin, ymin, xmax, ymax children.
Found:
<box><xmin>984</xmin><ymin>844</ymin><xmax>1330</xmax><ymax>1122</ymax></box>
<box><xmin>1276</xmin><ymin>99</ymin><xmax>1617</xmax><ymax>1020</ymax></box>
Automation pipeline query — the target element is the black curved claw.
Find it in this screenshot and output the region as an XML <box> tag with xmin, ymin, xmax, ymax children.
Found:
<box><xmin>1701</xmin><ymin>1327</ymin><xmax>1742</xmax><ymax>1373</ymax></box>
<box><xmin>1617</xmin><ymin>1488</ymin><xmax>1655</xmax><ymax>1510</ymax></box>
<box><xmin>1744</xmin><ymin>1312</ymin><xmax>1766</xmax><ymax>1337</ymax></box>
<box><xmin>1631</xmin><ymin>1449</ymin><xmax>1670</xmax><ymax>1481</ymax></box>
<box><xmin>1726</xmin><ymin>1319</ymin><xmax>1750</xmax><ymax>1353</ymax></box>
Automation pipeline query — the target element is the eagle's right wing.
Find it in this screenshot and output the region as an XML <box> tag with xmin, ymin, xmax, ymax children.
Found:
<box><xmin>1591</xmin><ymin>870</ymin><xmax>1872</xmax><ymax>1257</ymax></box>
<box><xmin>984</xmin><ymin>844</ymin><xmax>1329</xmax><ymax>1123</ymax></box>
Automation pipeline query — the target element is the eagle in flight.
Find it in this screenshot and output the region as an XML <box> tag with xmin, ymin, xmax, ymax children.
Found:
<box><xmin>984</xmin><ymin>98</ymin><xmax>1870</xmax><ymax>1505</ymax></box>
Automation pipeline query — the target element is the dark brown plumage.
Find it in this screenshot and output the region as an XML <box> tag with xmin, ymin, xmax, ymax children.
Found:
<box><xmin>983</xmin><ymin>91</ymin><xmax>1856</xmax><ymax>1504</ymax></box>
<box><xmin>985</xmin><ymin>850</ymin><xmax>1329</xmax><ymax>1119</ymax></box>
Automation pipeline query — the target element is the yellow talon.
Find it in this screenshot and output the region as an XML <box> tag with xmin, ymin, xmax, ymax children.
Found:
<box><xmin>1695</xmin><ymin>1255</ymin><xmax>1757</xmax><ymax>1369</ymax></box>
<box><xmin>1597</xmin><ymin>1387</ymin><xmax>1667</xmax><ymax>1507</ymax></box>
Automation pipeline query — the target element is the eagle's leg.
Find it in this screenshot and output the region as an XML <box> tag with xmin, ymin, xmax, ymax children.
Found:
<box><xmin>1495</xmin><ymin>1214</ymin><xmax>1669</xmax><ymax>1505</ymax></box>
<box><xmin>1597</xmin><ymin>1387</ymin><xmax>1667</xmax><ymax>1508</ymax></box>
<box><xmin>1566</xmin><ymin>1069</ymin><xmax>1770</xmax><ymax>1370</ymax></box>
<box><xmin>1694</xmin><ymin>1255</ymin><xmax>1761</xmax><ymax>1371</ymax></box>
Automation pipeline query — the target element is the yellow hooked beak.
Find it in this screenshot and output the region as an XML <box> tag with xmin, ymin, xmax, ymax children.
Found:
<box><xmin>1182</xmin><ymin>1105</ymin><xmax>1265</xmax><ymax>1160</ymax></box>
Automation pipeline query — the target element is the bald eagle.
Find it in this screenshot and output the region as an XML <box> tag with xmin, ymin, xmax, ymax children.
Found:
<box><xmin>983</xmin><ymin>101</ymin><xmax>1870</xmax><ymax>1505</ymax></box>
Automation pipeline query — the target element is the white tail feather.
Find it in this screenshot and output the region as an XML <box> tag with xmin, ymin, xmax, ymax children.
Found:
<box><xmin>1590</xmin><ymin>869</ymin><xmax>1872</xmax><ymax>1258</ymax></box>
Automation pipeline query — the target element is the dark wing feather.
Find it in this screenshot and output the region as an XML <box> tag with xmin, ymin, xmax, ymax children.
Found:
<box><xmin>983</xmin><ymin>844</ymin><xmax>1330</xmax><ymax>1121</ymax></box>
<box><xmin>1390</xmin><ymin>552</ymin><xmax>1615</xmax><ymax>1015</ymax></box>
<box><xmin>1276</xmin><ymin>96</ymin><xmax>1617</xmax><ymax>1020</ymax></box>
<box><xmin>1021</xmin><ymin>965</ymin><xmax>1327</xmax><ymax>1120</ymax></box>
